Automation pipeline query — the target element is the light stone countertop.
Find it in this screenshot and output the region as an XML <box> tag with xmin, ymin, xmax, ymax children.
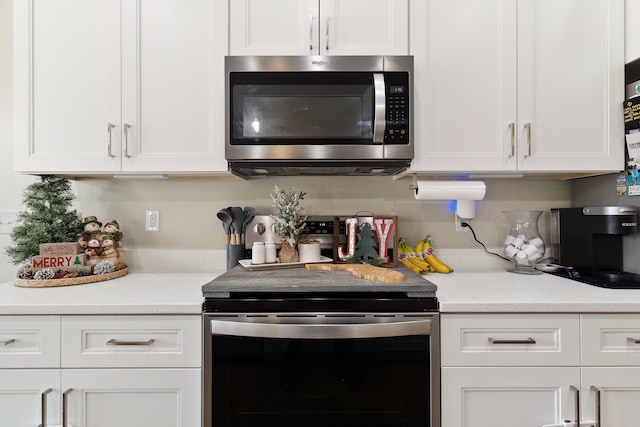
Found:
<box><xmin>2</xmin><ymin>267</ymin><xmax>640</xmax><ymax>315</ymax></box>
<box><xmin>429</xmin><ymin>269</ymin><xmax>640</xmax><ymax>313</ymax></box>
<box><xmin>0</xmin><ymin>272</ymin><xmax>223</xmax><ymax>315</ymax></box>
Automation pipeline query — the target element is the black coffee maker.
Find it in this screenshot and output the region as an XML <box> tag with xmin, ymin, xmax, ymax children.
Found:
<box><xmin>550</xmin><ymin>206</ymin><xmax>640</xmax><ymax>288</ymax></box>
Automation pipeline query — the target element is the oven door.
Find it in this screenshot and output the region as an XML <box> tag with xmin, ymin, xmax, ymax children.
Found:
<box><xmin>203</xmin><ymin>313</ymin><xmax>440</xmax><ymax>427</ymax></box>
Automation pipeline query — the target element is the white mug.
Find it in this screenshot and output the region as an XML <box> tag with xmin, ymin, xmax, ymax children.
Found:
<box><xmin>298</xmin><ymin>240</ymin><xmax>321</xmax><ymax>263</ymax></box>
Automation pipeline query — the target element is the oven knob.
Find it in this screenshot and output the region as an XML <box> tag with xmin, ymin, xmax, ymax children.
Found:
<box><xmin>253</xmin><ymin>222</ymin><xmax>266</xmax><ymax>235</ymax></box>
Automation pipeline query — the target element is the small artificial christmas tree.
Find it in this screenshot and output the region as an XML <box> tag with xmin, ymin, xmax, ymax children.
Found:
<box><xmin>6</xmin><ymin>176</ymin><xmax>83</xmax><ymax>265</ymax></box>
<box><xmin>270</xmin><ymin>185</ymin><xmax>307</xmax><ymax>263</ymax></box>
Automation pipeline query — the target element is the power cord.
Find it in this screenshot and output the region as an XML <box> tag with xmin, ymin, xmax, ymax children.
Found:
<box><xmin>459</xmin><ymin>221</ymin><xmax>511</xmax><ymax>262</ymax></box>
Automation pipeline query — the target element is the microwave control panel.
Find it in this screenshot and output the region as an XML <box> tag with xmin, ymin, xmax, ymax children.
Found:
<box><xmin>384</xmin><ymin>72</ymin><xmax>409</xmax><ymax>144</ymax></box>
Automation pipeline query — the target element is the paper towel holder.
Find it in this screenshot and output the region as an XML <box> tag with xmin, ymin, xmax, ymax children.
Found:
<box><xmin>410</xmin><ymin>175</ymin><xmax>486</xmax><ymax>220</ymax></box>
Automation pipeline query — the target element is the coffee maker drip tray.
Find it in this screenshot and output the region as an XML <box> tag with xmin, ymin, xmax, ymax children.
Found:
<box><xmin>548</xmin><ymin>269</ymin><xmax>640</xmax><ymax>289</ymax></box>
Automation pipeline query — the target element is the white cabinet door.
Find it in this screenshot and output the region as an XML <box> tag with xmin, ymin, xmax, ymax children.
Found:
<box><xmin>516</xmin><ymin>0</ymin><xmax>624</xmax><ymax>172</ymax></box>
<box><xmin>409</xmin><ymin>0</ymin><xmax>518</xmax><ymax>172</ymax></box>
<box><xmin>230</xmin><ymin>0</ymin><xmax>318</xmax><ymax>55</ymax></box>
<box><xmin>0</xmin><ymin>370</ymin><xmax>61</xmax><ymax>427</ymax></box>
<box><xmin>13</xmin><ymin>0</ymin><xmax>121</xmax><ymax>174</ymax></box>
<box><xmin>229</xmin><ymin>0</ymin><xmax>408</xmax><ymax>56</ymax></box>
<box><xmin>581</xmin><ymin>368</ymin><xmax>640</xmax><ymax>426</ymax></box>
<box><xmin>319</xmin><ymin>0</ymin><xmax>409</xmax><ymax>56</ymax></box>
<box><xmin>409</xmin><ymin>0</ymin><xmax>624</xmax><ymax>174</ymax></box>
<box><xmin>442</xmin><ymin>367</ymin><xmax>580</xmax><ymax>427</ymax></box>
<box><xmin>14</xmin><ymin>0</ymin><xmax>228</xmax><ymax>175</ymax></box>
<box><xmin>62</xmin><ymin>369</ymin><xmax>201</xmax><ymax>427</ymax></box>
<box><xmin>121</xmin><ymin>0</ymin><xmax>228</xmax><ymax>173</ymax></box>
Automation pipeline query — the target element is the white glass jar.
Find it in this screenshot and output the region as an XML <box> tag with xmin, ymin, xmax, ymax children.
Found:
<box><xmin>264</xmin><ymin>241</ymin><xmax>277</xmax><ymax>263</ymax></box>
<box><xmin>503</xmin><ymin>210</ymin><xmax>545</xmax><ymax>274</ymax></box>
<box><xmin>251</xmin><ymin>242</ymin><xmax>265</xmax><ymax>264</ymax></box>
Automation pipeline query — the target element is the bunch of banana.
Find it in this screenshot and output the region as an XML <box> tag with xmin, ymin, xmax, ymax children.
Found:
<box><xmin>415</xmin><ymin>235</ymin><xmax>453</xmax><ymax>274</ymax></box>
<box><xmin>398</xmin><ymin>237</ymin><xmax>434</xmax><ymax>274</ymax></box>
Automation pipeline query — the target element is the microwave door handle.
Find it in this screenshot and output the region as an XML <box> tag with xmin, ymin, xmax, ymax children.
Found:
<box><xmin>373</xmin><ymin>73</ymin><xmax>386</xmax><ymax>144</ymax></box>
<box><xmin>210</xmin><ymin>319</ymin><xmax>431</xmax><ymax>339</ymax></box>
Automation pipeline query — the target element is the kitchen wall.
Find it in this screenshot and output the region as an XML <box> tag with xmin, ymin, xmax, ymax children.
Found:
<box><xmin>4</xmin><ymin>0</ymin><xmax>631</xmax><ymax>282</ymax></box>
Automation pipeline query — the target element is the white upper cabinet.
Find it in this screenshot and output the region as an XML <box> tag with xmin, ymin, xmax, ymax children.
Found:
<box><xmin>13</xmin><ymin>0</ymin><xmax>228</xmax><ymax>175</ymax></box>
<box><xmin>409</xmin><ymin>0</ymin><xmax>625</xmax><ymax>175</ymax></box>
<box><xmin>230</xmin><ymin>0</ymin><xmax>409</xmax><ymax>56</ymax></box>
<box><xmin>627</xmin><ymin>0</ymin><xmax>640</xmax><ymax>62</ymax></box>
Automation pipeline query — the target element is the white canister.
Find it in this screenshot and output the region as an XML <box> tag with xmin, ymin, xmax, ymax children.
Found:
<box><xmin>251</xmin><ymin>242</ymin><xmax>265</xmax><ymax>264</ymax></box>
<box><xmin>264</xmin><ymin>241</ymin><xmax>277</xmax><ymax>263</ymax></box>
<box><xmin>298</xmin><ymin>240</ymin><xmax>321</xmax><ymax>263</ymax></box>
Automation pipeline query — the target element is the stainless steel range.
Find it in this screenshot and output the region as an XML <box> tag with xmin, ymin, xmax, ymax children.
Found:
<box><xmin>202</xmin><ymin>217</ymin><xmax>439</xmax><ymax>427</ymax></box>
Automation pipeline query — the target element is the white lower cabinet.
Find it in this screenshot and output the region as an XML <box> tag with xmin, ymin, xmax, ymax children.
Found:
<box><xmin>442</xmin><ymin>367</ymin><xmax>580</xmax><ymax>427</ymax></box>
<box><xmin>0</xmin><ymin>369</ymin><xmax>61</xmax><ymax>426</ymax></box>
<box><xmin>0</xmin><ymin>315</ymin><xmax>201</xmax><ymax>427</ymax></box>
<box><xmin>580</xmin><ymin>314</ymin><xmax>640</xmax><ymax>426</ymax></box>
<box><xmin>442</xmin><ymin>313</ymin><xmax>640</xmax><ymax>427</ymax></box>
<box><xmin>62</xmin><ymin>369</ymin><xmax>201</xmax><ymax>427</ymax></box>
<box><xmin>441</xmin><ymin>314</ymin><xmax>582</xmax><ymax>427</ymax></box>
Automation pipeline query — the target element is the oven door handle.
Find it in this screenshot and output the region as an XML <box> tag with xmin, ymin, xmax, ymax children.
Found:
<box><xmin>210</xmin><ymin>319</ymin><xmax>432</xmax><ymax>339</ymax></box>
<box><xmin>372</xmin><ymin>73</ymin><xmax>386</xmax><ymax>144</ymax></box>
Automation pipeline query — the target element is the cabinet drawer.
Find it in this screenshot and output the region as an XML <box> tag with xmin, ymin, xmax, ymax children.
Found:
<box><xmin>62</xmin><ymin>315</ymin><xmax>201</xmax><ymax>368</ymax></box>
<box><xmin>0</xmin><ymin>316</ymin><xmax>60</xmax><ymax>368</ymax></box>
<box><xmin>582</xmin><ymin>314</ymin><xmax>640</xmax><ymax>366</ymax></box>
<box><xmin>441</xmin><ymin>314</ymin><xmax>580</xmax><ymax>366</ymax></box>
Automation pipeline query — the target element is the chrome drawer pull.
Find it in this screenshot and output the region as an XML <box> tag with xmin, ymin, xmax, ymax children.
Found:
<box><xmin>488</xmin><ymin>337</ymin><xmax>536</xmax><ymax>345</ymax></box>
<box><xmin>63</xmin><ymin>388</ymin><xmax>73</xmax><ymax>427</ymax></box>
<box><xmin>590</xmin><ymin>385</ymin><xmax>601</xmax><ymax>427</ymax></box>
<box><xmin>627</xmin><ymin>337</ymin><xmax>640</xmax><ymax>344</ymax></box>
<box><xmin>570</xmin><ymin>385</ymin><xmax>581</xmax><ymax>427</ymax></box>
<box><xmin>106</xmin><ymin>338</ymin><xmax>155</xmax><ymax>346</ymax></box>
<box><xmin>1</xmin><ymin>338</ymin><xmax>16</xmax><ymax>345</ymax></box>
<box><xmin>40</xmin><ymin>388</ymin><xmax>53</xmax><ymax>427</ymax></box>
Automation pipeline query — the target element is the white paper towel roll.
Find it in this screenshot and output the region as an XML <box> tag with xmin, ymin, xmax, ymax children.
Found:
<box><xmin>413</xmin><ymin>180</ymin><xmax>486</xmax><ymax>201</ymax></box>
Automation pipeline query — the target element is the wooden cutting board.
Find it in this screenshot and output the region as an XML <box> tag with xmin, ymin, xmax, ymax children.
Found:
<box><xmin>305</xmin><ymin>263</ymin><xmax>404</xmax><ymax>283</ymax></box>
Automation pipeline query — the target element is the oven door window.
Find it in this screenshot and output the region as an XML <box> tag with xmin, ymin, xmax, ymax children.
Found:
<box><xmin>210</xmin><ymin>334</ymin><xmax>431</xmax><ymax>427</ymax></box>
<box><xmin>230</xmin><ymin>72</ymin><xmax>374</xmax><ymax>145</ymax></box>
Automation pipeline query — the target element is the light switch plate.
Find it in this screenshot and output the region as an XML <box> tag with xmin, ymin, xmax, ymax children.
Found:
<box><xmin>0</xmin><ymin>211</ymin><xmax>19</xmax><ymax>234</ymax></box>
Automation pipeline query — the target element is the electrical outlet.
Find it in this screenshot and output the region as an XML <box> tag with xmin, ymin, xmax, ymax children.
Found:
<box><xmin>0</xmin><ymin>211</ymin><xmax>19</xmax><ymax>234</ymax></box>
<box><xmin>146</xmin><ymin>210</ymin><xmax>159</xmax><ymax>231</ymax></box>
<box><xmin>455</xmin><ymin>215</ymin><xmax>467</xmax><ymax>231</ymax></box>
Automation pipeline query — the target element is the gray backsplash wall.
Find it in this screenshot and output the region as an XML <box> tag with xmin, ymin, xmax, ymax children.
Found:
<box><xmin>70</xmin><ymin>176</ymin><xmax>571</xmax><ymax>267</ymax></box>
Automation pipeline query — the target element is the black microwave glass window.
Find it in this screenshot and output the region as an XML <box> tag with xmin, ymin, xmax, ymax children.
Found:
<box><xmin>230</xmin><ymin>72</ymin><xmax>377</xmax><ymax>145</ymax></box>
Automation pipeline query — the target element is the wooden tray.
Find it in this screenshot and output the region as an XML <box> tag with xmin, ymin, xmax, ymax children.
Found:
<box><xmin>14</xmin><ymin>267</ymin><xmax>128</xmax><ymax>288</ymax></box>
<box><xmin>305</xmin><ymin>263</ymin><xmax>404</xmax><ymax>283</ymax></box>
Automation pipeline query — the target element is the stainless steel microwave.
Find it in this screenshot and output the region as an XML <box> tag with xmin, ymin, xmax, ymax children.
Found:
<box><xmin>225</xmin><ymin>55</ymin><xmax>413</xmax><ymax>178</ymax></box>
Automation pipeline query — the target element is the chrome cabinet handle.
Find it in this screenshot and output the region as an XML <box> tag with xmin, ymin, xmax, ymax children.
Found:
<box><xmin>591</xmin><ymin>385</ymin><xmax>601</xmax><ymax>427</ymax></box>
<box><xmin>523</xmin><ymin>122</ymin><xmax>532</xmax><ymax>157</ymax></box>
<box><xmin>62</xmin><ymin>388</ymin><xmax>73</xmax><ymax>427</ymax></box>
<box><xmin>1</xmin><ymin>338</ymin><xmax>15</xmax><ymax>345</ymax></box>
<box><xmin>309</xmin><ymin>13</ymin><xmax>314</xmax><ymax>53</ymax></box>
<box><xmin>508</xmin><ymin>122</ymin><xmax>515</xmax><ymax>158</ymax></box>
<box><xmin>325</xmin><ymin>17</ymin><xmax>330</xmax><ymax>52</ymax></box>
<box><xmin>107</xmin><ymin>123</ymin><xmax>116</xmax><ymax>158</ymax></box>
<box><xmin>106</xmin><ymin>338</ymin><xmax>155</xmax><ymax>346</ymax></box>
<box><xmin>40</xmin><ymin>388</ymin><xmax>53</xmax><ymax>427</ymax></box>
<box><xmin>570</xmin><ymin>385</ymin><xmax>581</xmax><ymax>427</ymax></box>
<box><xmin>123</xmin><ymin>123</ymin><xmax>132</xmax><ymax>157</ymax></box>
<box><xmin>628</xmin><ymin>337</ymin><xmax>640</xmax><ymax>344</ymax></box>
<box><xmin>488</xmin><ymin>337</ymin><xmax>536</xmax><ymax>345</ymax></box>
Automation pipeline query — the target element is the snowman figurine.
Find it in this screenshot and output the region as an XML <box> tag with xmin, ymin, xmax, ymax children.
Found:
<box><xmin>78</xmin><ymin>216</ymin><xmax>103</xmax><ymax>250</ymax></box>
<box><xmin>103</xmin><ymin>220</ymin><xmax>125</xmax><ymax>265</ymax></box>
